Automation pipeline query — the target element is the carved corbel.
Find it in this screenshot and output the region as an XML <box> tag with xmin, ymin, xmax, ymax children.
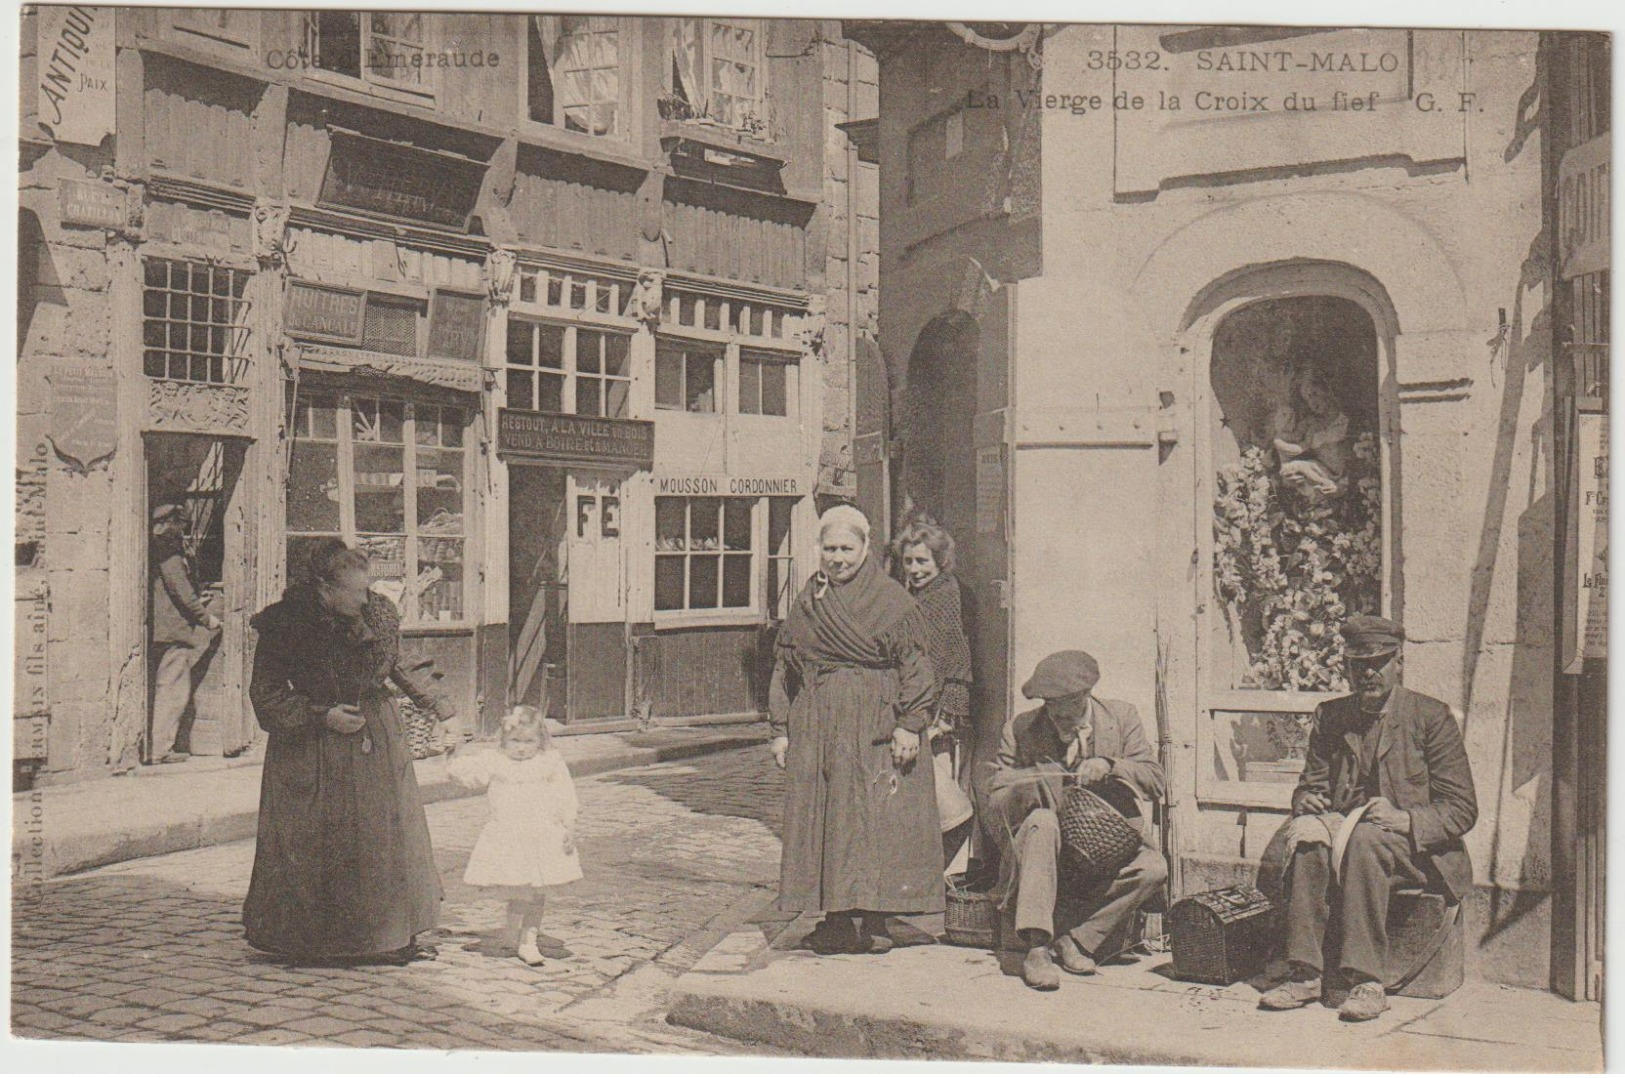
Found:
<box><xmin>799</xmin><ymin>294</ymin><xmax>828</xmax><ymax>357</ymax></box>
<box><xmin>631</xmin><ymin>269</ymin><xmax>666</xmax><ymax>331</ymax></box>
<box><xmin>252</xmin><ymin>200</ymin><xmax>292</xmax><ymax>269</ymax></box>
<box><xmin>484</xmin><ymin>248</ymin><xmax>518</xmax><ymax>306</ymax></box>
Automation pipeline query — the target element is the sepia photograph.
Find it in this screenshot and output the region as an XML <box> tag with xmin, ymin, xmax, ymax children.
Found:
<box><xmin>8</xmin><ymin>4</ymin><xmax>1612</xmax><ymax>1071</ymax></box>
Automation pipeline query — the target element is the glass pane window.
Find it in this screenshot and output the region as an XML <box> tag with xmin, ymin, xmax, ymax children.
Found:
<box><xmin>507</xmin><ymin>321</ymin><xmax>627</xmax><ymax>417</ymax></box>
<box><xmin>740</xmin><ymin>350</ymin><xmax>795</xmax><ymax>417</ymax></box>
<box><xmin>654</xmin><ymin>497</ymin><xmax>755</xmax><ymax>612</ymax></box>
<box><xmin>142</xmin><ymin>259</ymin><xmax>252</xmax><ymax>385</ymax></box>
<box><xmin>286</xmin><ymin>389</ymin><xmax>471</xmax><ymax>626</ymax></box>
<box><xmin>575</xmin><ymin>330</ymin><xmax>632</xmax><ymax>418</ymax></box>
<box><xmin>655</xmin><ymin>339</ymin><xmax>719</xmax><ymax>413</ymax></box>
<box><xmin>670</xmin><ymin>18</ymin><xmax>764</xmax><ymax>134</ymax></box>
<box><xmin>306</xmin><ymin>11</ymin><xmax>429</xmax><ymax>92</ymax></box>
<box><xmin>767</xmin><ymin>497</ymin><xmax>795</xmax><ymax>620</ymax></box>
<box><xmin>528</xmin><ymin>16</ymin><xmax>620</xmax><ymax>136</ymax></box>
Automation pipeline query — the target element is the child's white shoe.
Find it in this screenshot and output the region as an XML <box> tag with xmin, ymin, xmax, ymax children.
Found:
<box><xmin>517</xmin><ymin>927</ymin><xmax>545</xmax><ymax>967</ymax></box>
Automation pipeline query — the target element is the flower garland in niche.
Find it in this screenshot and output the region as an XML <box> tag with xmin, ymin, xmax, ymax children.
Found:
<box><xmin>1214</xmin><ymin>431</ymin><xmax>1383</xmax><ymax>692</ymax></box>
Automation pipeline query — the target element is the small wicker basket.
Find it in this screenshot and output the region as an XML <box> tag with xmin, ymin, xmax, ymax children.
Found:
<box><xmin>944</xmin><ymin>873</ymin><xmax>1000</xmax><ymax>949</ymax></box>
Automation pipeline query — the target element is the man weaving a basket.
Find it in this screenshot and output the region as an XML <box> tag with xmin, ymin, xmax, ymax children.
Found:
<box><xmin>984</xmin><ymin>650</ymin><xmax>1167</xmax><ymax>991</ymax></box>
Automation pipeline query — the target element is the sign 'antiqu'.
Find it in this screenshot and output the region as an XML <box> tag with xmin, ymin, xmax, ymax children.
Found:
<box><xmin>37</xmin><ymin>6</ymin><xmax>115</xmax><ymax>146</ymax></box>
<box><xmin>498</xmin><ymin>409</ymin><xmax>655</xmax><ymax>469</ymax></box>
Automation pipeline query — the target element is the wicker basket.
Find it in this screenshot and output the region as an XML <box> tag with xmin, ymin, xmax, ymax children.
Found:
<box><xmin>944</xmin><ymin>873</ymin><xmax>1000</xmax><ymax>949</ymax></box>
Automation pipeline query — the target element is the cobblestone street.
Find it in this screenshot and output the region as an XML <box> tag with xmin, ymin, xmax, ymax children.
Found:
<box><xmin>12</xmin><ymin>745</ymin><xmax>787</xmax><ymax>1057</ymax></box>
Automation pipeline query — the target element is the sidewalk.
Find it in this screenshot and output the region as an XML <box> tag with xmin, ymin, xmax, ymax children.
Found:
<box><xmin>667</xmin><ymin>905</ymin><xmax>1604</xmax><ymax>1070</ymax></box>
<box><xmin>12</xmin><ymin>724</ymin><xmax>767</xmax><ymax>881</ymax></box>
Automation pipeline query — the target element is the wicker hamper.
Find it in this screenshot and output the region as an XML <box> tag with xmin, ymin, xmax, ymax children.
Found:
<box><xmin>1168</xmin><ymin>886</ymin><xmax>1277</xmax><ymax>985</ymax></box>
<box><xmin>945</xmin><ymin>873</ymin><xmax>1000</xmax><ymax>949</ymax></box>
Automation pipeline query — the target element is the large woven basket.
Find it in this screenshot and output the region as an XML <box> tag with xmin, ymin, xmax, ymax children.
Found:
<box><xmin>400</xmin><ymin>698</ymin><xmax>445</xmax><ymax>760</ymax></box>
<box><xmin>944</xmin><ymin>873</ymin><xmax>1000</xmax><ymax>949</ymax></box>
<box><xmin>1058</xmin><ymin>784</ymin><xmax>1142</xmax><ymax>882</ymax></box>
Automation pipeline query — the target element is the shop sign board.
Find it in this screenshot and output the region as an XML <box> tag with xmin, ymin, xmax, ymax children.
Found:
<box><xmin>499</xmin><ymin>409</ymin><xmax>655</xmax><ymax>469</ymax></box>
<box><xmin>1566</xmin><ymin>411</ymin><xmax>1608</xmax><ymax>672</ymax></box>
<box><xmin>286</xmin><ymin>281</ymin><xmax>365</xmax><ymax>344</ymax></box>
<box><xmin>654</xmin><ymin>474</ymin><xmax>804</xmax><ymax>497</ymax></box>
<box><xmin>319</xmin><ymin>134</ymin><xmax>483</xmax><ymax>231</ymax></box>
<box><xmin>427</xmin><ymin>288</ymin><xmax>486</xmax><ymax>362</ymax></box>
<box><xmin>37</xmin><ymin>6</ymin><xmax>116</xmax><ymax>146</ymax></box>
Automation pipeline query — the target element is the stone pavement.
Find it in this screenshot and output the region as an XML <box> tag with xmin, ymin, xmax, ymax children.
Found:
<box><xmin>11</xmin><ymin>745</ymin><xmax>789</xmax><ymax>1057</ymax></box>
<box><xmin>12</xmin><ymin>724</ymin><xmax>765</xmax><ymax>881</ymax></box>
<box><xmin>669</xmin><ymin>915</ymin><xmax>1605</xmax><ymax>1070</ymax></box>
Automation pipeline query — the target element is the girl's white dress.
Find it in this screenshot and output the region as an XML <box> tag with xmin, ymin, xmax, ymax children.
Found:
<box><xmin>446</xmin><ymin>746</ymin><xmax>583</xmax><ymax>887</ymax></box>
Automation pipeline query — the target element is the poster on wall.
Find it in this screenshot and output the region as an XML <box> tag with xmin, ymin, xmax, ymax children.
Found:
<box><xmin>1567</xmin><ymin>411</ymin><xmax>1608</xmax><ymax>672</ymax></box>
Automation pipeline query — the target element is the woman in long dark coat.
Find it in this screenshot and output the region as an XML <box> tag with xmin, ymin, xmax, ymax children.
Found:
<box><xmin>769</xmin><ymin>505</ymin><xmax>942</xmax><ymax>954</ymax></box>
<box><xmin>243</xmin><ymin>540</ymin><xmax>451</xmax><ymax>962</ymax></box>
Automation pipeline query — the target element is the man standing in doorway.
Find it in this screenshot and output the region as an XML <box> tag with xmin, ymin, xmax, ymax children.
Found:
<box><xmin>149</xmin><ymin>503</ymin><xmax>220</xmax><ymax>764</ymax></box>
<box><xmin>1260</xmin><ymin>615</ymin><xmax>1477</xmax><ymax>1021</ymax></box>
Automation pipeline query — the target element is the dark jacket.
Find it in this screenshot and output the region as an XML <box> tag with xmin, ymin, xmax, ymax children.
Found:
<box><xmin>1294</xmin><ymin>686</ymin><xmax>1478</xmax><ymax>902</ymax></box>
<box><xmin>983</xmin><ymin>696</ymin><xmax>1166</xmax><ymax>848</ymax></box>
<box><xmin>151</xmin><ymin>538</ymin><xmax>211</xmax><ymax>646</ymax></box>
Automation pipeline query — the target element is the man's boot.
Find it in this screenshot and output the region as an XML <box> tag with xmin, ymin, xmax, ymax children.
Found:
<box><xmin>1054</xmin><ymin>934</ymin><xmax>1097</xmax><ymax>975</ymax></box>
<box><xmin>1259</xmin><ymin>965</ymin><xmax>1323</xmax><ymax>1011</ymax></box>
<box><xmin>1021</xmin><ymin>930</ymin><xmax>1061</xmax><ymax>991</ymax></box>
<box><xmin>1339</xmin><ymin>980</ymin><xmax>1390</xmax><ymax>1021</ymax></box>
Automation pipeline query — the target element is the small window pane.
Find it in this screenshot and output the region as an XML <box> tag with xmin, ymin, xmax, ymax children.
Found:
<box><xmin>724</xmin><ymin>498</ymin><xmax>752</xmax><ymax>551</ymax></box>
<box><xmin>655</xmin><ymin>556</ymin><xmax>685</xmax><ymax>611</ymax></box>
<box><xmin>739</xmin><ymin>359</ymin><xmax>761</xmax><ymax>415</ymax></box>
<box><xmin>578</xmin><ymin>330</ymin><xmax>603</xmax><ymax>373</ymax></box>
<box><xmin>507</xmin><ymin>322</ymin><xmax>536</xmax><ymax>365</ymax></box>
<box><xmin>690</xmin><ymin>498</ymin><xmax>720</xmax><ymax>550</ymax></box>
<box><xmin>416</xmin><ymin>448</ymin><xmax>465</xmax><ymax>532</ymax></box>
<box><xmin>685</xmin><ymin>353</ymin><xmax>716</xmax><ymax>412</ymax></box>
<box><xmin>576</xmin><ymin>377</ymin><xmax>602</xmax><ymax>417</ymax></box>
<box><xmin>603</xmin><ymin>333</ymin><xmax>629</xmax><ymax>376</ymax></box>
<box><xmin>689</xmin><ymin>555</ymin><xmax>720</xmax><ymax>609</ymax></box>
<box><xmin>537</xmin><ymin>372</ymin><xmax>564</xmax><ymax>413</ymax></box>
<box><xmin>762</xmin><ymin>361</ymin><xmax>788</xmax><ymax>416</ymax></box>
<box><xmin>519</xmin><ymin>273</ymin><xmax>537</xmax><ymax>304</ymax></box>
<box><xmin>604</xmin><ymin>379</ymin><xmax>630</xmax><ymax>419</ymax></box>
<box><xmin>287</xmin><ymin>442</ymin><xmax>340</xmax><ymax>532</ymax></box>
<box><xmin>722</xmin><ymin>554</ymin><xmax>751</xmax><ymax>607</ymax></box>
<box><xmin>441</xmin><ymin>408</ymin><xmax>465</xmax><ymax>448</ymax></box>
<box><xmin>537</xmin><ymin>324</ymin><xmax>565</xmax><ymax>369</ymax></box>
<box><xmin>415</xmin><ymin>403</ymin><xmax>439</xmax><ymax>445</ymax></box>
<box><xmin>353</xmin><ymin>444</ymin><xmax>405</xmax><ymax>533</ymax></box>
<box><xmin>417</xmin><ymin>537</ymin><xmax>464</xmax><ymax>622</ymax></box>
<box><xmin>769</xmin><ymin>498</ymin><xmax>794</xmax><ymax>553</ymax></box>
<box><xmin>656</xmin><ymin>347</ymin><xmax>683</xmax><ymax>409</ymax></box>
<box><xmin>379</xmin><ymin>399</ymin><xmax>405</xmax><ymax>443</ymax></box>
<box><xmin>352</xmin><ymin>398</ymin><xmax>380</xmax><ymax>441</ymax></box>
<box><xmin>656</xmin><ymin>498</ymin><xmax>687</xmax><ymax>551</ymax></box>
<box><xmin>507</xmin><ymin>369</ymin><xmax>535</xmax><ymax>411</ymax></box>
<box><xmin>298</xmin><ymin>393</ymin><xmax>338</xmax><ymax>440</ymax></box>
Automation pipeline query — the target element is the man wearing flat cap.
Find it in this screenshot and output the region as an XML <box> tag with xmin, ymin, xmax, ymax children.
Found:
<box><xmin>1261</xmin><ymin>614</ymin><xmax>1477</xmax><ymax>1021</ymax></box>
<box><xmin>983</xmin><ymin>650</ymin><xmax>1167</xmax><ymax>991</ymax></box>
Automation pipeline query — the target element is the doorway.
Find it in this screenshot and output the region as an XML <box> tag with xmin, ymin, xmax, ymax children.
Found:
<box><xmin>509</xmin><ymin>464</ymin><xmax>569</xmax><ymax>719</ymax></box>
<box><xmin>145</xmin><ymin>434</ymin><xmax>249</xmax><ymax>761</ymax></box>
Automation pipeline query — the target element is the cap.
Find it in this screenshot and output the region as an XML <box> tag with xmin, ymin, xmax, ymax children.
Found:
<box><xmin>1342</xmin><ymin>614</ymin><xmax>1404</xmax><ymax>659</ymax></box>
<box><xmin>1022</xmin><ymin>650</ymin><xmax>1101</xmax><ymax>700</ymax></box>
<box><xmin>150</xmin><ymin>503</ymin><xmax>184</xmax><ymax>523</ymax></box>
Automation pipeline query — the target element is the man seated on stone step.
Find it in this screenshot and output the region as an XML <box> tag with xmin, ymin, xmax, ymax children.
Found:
<box><xmin>1260</xmin><ymin>615</ymin><xmax>1478</xmax><ymax>1022</ymax></box>
<box><xmin>983</xmin><ymin>650</ymin><xmax>1167</xmax><ymax>991</ymax></box>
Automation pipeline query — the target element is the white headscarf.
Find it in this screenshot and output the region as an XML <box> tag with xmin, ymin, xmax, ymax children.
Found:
<box><xmin>814</xmin><ymin>504</ymin><xmax>871</xmax><ymax>596</ymax></box>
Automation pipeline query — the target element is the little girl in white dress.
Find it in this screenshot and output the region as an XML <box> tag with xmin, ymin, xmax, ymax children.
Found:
<box><xmin>446</xmin><ymin>706</ymin><xmax>582</xmax><ymax>966</ymax></box>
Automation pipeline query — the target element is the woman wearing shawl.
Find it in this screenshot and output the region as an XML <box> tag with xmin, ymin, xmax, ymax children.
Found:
<box><xmin>243</xmin><ymin>539</ymin><xmax>451</xmax><ymax>963</ymax></box>
<box><xmin>769</xmin><ymin>505</ymin><xmax>943</xmax><ymax>954</ymax></box>
<box><xmin>892</xmin><ymin>516</ymin><xmax>976</xmax><ymax>863</ymax></box>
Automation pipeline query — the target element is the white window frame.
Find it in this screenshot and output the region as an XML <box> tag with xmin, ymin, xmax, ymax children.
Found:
<box><xmin>303</xmin><ymin>11</ymin><xmax>439</xmax><ymax>103</ymax></box>
<box><xmin>654</xmin><ymin>336</ymin><xmax>723</xmax><ymax>414</ymax></box>
<box><xmin>506</xmin><ymin>317</ymin><xmax>634</xmax><ymax>419</ymax></box>
<box><xmin>737</xmin><ymin>347</ymin><xmax>799</xmax><ymax>419</ymax></box>
<box><xmin>520</xmin><ymin>15</ymin><xmax>629</xmax><ymax>142</ymax></box>
<box><xmin>653</xmin><ymin>495</ymin><xmax>759</xmax><ymax>617</ymax></box>
<box><xmin>669</xmin><ymin>17</ymin><xmax>768</xmax><ymax>137</ymax></box>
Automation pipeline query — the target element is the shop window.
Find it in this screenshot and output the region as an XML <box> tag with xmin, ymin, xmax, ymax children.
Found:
<box><xmin>739</xmin><ymin>350</ymin><xmax>796</xmax><ymax>417</ymax></box>
<box><xmin>655</xmin><ymin>497</ymin><xmax>754</xmax><ymax>611</ymax></box>
<box><xmin>286</xmin><ymin>391</ymin><xmax>469</xmax><ymax>625</ymax></box>
<box><xmin>142</xmin><ymin>259</ymin><xmax>252</xmax><ymax>385</ymax></box>
<box><xmin>655</xmin><ymin>339</ymin><xmax>719</xmax><ymax>413</ymax></box>
<box><xmin>305</xmin><ymin>11</ymin><xmax>432</xmax><ymax>95</ymax></box>
<box><xmin>526</xmin><ymin>16</ymin><xmax>621</xmax><ymax>137</ymax></box>
<box><xmin>506</xmin><ymin>320</ymin><xmax>630</xmax><ymax>418</ymax></box>
<box><xmin>1201</xmin><ymin>294</ymin><xmax>1385</xmax><ymax>805</ymax></box>
<box><xmin>665</xmin><ymin>18</ymin><xmax>767</xmax><ymax>136</ymax></box>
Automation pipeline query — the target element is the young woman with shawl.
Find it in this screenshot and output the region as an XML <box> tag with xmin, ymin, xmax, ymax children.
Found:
<box><xmin>243</xmin><ymin>539</ymin><xmax>452</xmax><ymax>963</ymax></box>
<box><xmin>768</xmin><ymin>505</ymin><xmax>943</xmax><ymax>954</ymax></box>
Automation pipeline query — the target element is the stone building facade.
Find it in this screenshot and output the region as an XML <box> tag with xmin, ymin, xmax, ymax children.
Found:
<box><xmin>17</xmin><ymin>12</ymin><xmax>877</xmax><ymax>787</ymax></box>
<box><xmin>846</xmin><ymin>21</ymin><xmax>1604</xmax><ymax>997</ymax></box>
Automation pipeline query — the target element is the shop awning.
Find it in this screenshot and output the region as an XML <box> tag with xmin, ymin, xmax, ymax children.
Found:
<box><xmin>294</xmin><ymin>343</ymin><xmax>484</xmax><ymax>394</ymax></box>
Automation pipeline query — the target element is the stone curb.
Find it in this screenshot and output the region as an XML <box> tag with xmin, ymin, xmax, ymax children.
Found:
<box><xmin>24</xmin><ymin>731</ymin><xmax>765</xmax><ymax>881</ymax></box>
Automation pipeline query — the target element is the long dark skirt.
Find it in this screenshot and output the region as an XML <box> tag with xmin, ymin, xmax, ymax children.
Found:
<box><xmin>243</xmin><ymin>690</ymin><xmax>441</xmax><ymax>957</ymax></box>
<box><xmin>779</xmin><ymin>665</ymin><xmax>944</xmax><ymax>915</ymax></box>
